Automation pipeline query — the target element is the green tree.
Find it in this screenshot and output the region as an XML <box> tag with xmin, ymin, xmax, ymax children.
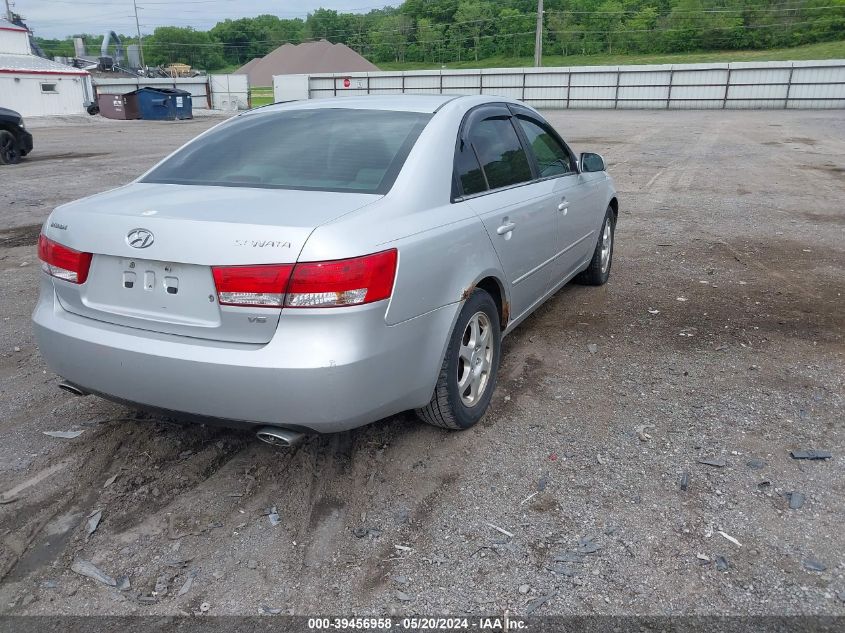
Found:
<box><xmin>496</xmin><ymin>8</ymin><xmax>535</xmax><ymax>58</ymax></box>
<box><xmin>546</xmin><ymin>11</ymin><xmax>579</xmax><ymax>56</ymax></box>
<box><xmin>453</xmin><ymin>1</ymin><xmax>495</xmax><ymax>62</ymax></box>
<box><xmin>622</xmin><ymin>7</ymin><xmax>659</xmax><ymax>53</ymax></box>
<box><xmin>210</xmin><ymin>16</ymin><xmax>304</xmax><ymax>66</ymax></box>
<box><xmin>38</xmin><ymin>0</ymin><xmax>845</xmax><ymax>70</ymax></box>
<box><xmin>143</xmin><ymin>27</ymin><xmax>225</xmax><ymax>70</ymax></box>
<box><xmin>417</xmin><ymin>18</ymin><xmax>446</xmax><ymax>63</ymax></box>
<box><xmin>305</xmin><ymin>8</ymin><xmax>344</xmax><ymax>40</ymax></box>
<box><xmin>369</xmin><ymin>14</ymin><xmax>414</xmax><ymax>62</ymax></box>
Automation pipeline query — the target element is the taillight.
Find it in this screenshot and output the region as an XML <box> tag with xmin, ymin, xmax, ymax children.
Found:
<box><xmin>38</xmin><ymin>235</ymin><xmax>93</xmax><ymax>284</ymax></box>
<box><xmin>286</xmin><ymin>249</ymin><xmax>397</xmax><ymax>308</ymax></box>
<box><xmin>211</xmin><ymin>264</ymin><xmax>293</xmax><ymax>307</ymax></box>
<box><xmin>210</xmin><ymin>250</ymin><xmax>397</xmax><ymax>309</ymax></box>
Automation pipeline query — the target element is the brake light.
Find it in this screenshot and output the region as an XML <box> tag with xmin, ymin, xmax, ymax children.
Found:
<box><xmin>38</xmin><ymin>235</ymin><xmax>93</xmax><ymax>284</ymax></box>
<box><xmin>285</xmin><ymin>249</ymin><xmax>397</xmax><ymax>308</ymax></box>
<box><xmin>212</xmin><ymin>264</ymin><xmax>293</xmax><ymax>307</ymax></box>
<box><xmin>210</xmin><ymin>250</ymin><xmax>398</xmax><ymax>309</ymax></box>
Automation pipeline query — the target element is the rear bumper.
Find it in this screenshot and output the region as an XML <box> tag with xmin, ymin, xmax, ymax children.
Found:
<box><xmin>33</xmin><ymin>277</ymin><xmax>458</xmax><ymax>432</ymax></box>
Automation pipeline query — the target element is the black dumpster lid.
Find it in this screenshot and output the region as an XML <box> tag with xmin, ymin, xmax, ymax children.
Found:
<box><xmin>128</xmin><ymin>87</ymin><xmax>192</xmax><ymax>96</ymax></box>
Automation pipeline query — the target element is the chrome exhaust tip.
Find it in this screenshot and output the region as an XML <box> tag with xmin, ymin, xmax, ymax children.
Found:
<box><xmin>58</xmin><ymin>381</ymin><xmax>89</xmax><ymax>397</ymax></box>
<box><xmin>256</xmin><ymin>426</ymin><xmax>304</xmax><ymax>448</ymax></box>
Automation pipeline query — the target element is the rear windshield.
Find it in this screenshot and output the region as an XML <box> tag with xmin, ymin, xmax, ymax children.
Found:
<box><xmin>141</xmin><ymin>108</ymin><xmax>431</xmax><ymax>194</ymax></box>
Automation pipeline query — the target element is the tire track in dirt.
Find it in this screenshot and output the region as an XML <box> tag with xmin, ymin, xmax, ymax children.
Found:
<box><xmin>295</xmin><ymin>434</ymin><xmax>357</xmax><ymax>572</ymax></box>
<box><xmin>360</xmin><ymin>470</ymin><xmax>460</xmax><ymax>597</ymax></box>
<box><xmin>0</xmin><ymin>423</ymin><xmax>125</xmax><ymax>582</ymax></box>
<box><xmin>0</xmin><ymin>414</ymin><xmax>252</xmax><ymax>593</ymax></box>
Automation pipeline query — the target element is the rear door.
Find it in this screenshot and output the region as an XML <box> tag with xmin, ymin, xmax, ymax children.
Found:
<box><xmin>456</xmin><ymin>105</ymin><xmax>559</xmax><ymax>320</ymax></box>
<box><xmin>510</xmin><ymin>106</ymin><xmax>598</xmax><ymax>280</ymax></box>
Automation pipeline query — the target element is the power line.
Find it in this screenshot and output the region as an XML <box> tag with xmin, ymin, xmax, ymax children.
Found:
<box><xmin>28</xmin><ymin>4</ymin><xmax>845</xmax><ymax>38</ymax></box>
<box><xmin>29</xmin><ymin>1</ymin><xmax>845</xmax><ymax>60</ymax></box>
<box><xmin>124</xmin><ymin>19</ymin><xmax>837</xmax><ymax>49</ymax></box>
<box><xmin>125</xmin><ymin>5</ymin><xmax>845</xmax><ymax>48</ymax></box>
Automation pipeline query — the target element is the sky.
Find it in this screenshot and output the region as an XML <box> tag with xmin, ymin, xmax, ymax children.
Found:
<box><xmin>12</xmin><ymin>0</ymin><xmax>400</xmax><ymax>39</ymax></box>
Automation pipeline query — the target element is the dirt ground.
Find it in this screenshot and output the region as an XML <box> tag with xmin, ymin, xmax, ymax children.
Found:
<box><xmin>0</xmin><ymin>109</ymin><xmax>842</xmax><ymax>617</ymax></box>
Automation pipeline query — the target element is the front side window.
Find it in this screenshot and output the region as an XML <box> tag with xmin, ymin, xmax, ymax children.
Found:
<box><xmin>142</xmin><ymin>108</ymin><xmax>431</xmax><ymax>195</ymax></box>
<box><xmin>516</xmin><ymin>116</ymin><xmax>575</xmax><ymax>178</ymax></box>
<box><xmin>468</xmin><ymin>116</ymin><xmax>532</xmax><ymax>191</ymax></box>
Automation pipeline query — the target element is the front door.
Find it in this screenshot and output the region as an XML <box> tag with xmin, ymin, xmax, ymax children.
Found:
<box><xmin>511</xmin><ymin>110</ymin><xmax>600</xmax><ymax>281</ymax></box>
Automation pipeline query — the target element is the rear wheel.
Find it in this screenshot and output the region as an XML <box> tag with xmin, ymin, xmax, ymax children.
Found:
<box><xmin>416</xmin><ymin>289</ymin><xmax>501</xmax><ymax>430</ymax></box>
<box><xmin>0</xmin><ymin>131</ymin><xmax>21</xmax><ymax>165</ymax></box>
<box><xmin>575</xmin><ymin>206</ymin><xmax>615</xmax><ymax>286</ymax></box>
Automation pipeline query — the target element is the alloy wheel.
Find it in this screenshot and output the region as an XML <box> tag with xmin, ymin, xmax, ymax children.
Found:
<box><xmin>457</xmin><ymin>311</ymin><xmax>494</xmax><ymax>407</ymax></box>
<box><xmin>600</xmin><ymin>218</ymin><xmax>613</xmax><ymax>274</ymax></box>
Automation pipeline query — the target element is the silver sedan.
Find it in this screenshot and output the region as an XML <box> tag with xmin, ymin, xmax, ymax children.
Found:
<box><xmin>33</xmin><ymin>95</ymin><xmax>618</xmax><ymax>445</ymax></box>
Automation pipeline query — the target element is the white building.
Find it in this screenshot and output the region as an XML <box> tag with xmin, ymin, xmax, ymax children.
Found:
<box><xmin>0</xmin><ymin>18</ymin><xmax>93</xmax><ymax>116</ymax></box>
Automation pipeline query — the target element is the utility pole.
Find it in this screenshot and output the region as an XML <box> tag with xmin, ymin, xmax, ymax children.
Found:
<box><xmin>133</xmin><ymin>0</ymin><xmax>146</xmax><ymax>71</ymax></box>
<box><xmin>4</xmin><ymin>0</ymin><xmax>14</xmax><ymax>22</ymax></box>
<box><xmin>533</xmin><ymin>0</ymin><xmax>544</xmax><ymax>67</ymax></box>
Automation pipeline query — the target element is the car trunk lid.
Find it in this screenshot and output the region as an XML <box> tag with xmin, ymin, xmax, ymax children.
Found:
<box><xmin>44</xmin><ymin>183</ymin><xmax>379</xmax><ymax>343</ymax></box>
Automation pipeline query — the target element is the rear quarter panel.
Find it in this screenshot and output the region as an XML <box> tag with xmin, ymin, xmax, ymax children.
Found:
<box><xmin>300</xmin><ymin>200</ymin><xmax>504</xmax><ymax>327</ymax></box>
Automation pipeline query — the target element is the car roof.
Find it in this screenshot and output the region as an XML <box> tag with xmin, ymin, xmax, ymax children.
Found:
<box><xmin>252</xmin><ymin>94</ymin><xmax>498</xmax><ymax>115</ymax></box>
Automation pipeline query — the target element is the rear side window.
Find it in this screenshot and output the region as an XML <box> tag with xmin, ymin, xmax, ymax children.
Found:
<box><xmin>468</xmin><ymin>117</ymin><xmax>532</xmax><ymax>191</ymax></box>
<box><xmin>516</xmin><ymin>116</ymin><xmax>576</xmax><ymax>178</ymax></box>
<box><xmin>142</xmin><ymin>108</ymin><xmax>431</xmax><ymax>195</ymax></box>
<box><xmin>454</xmin><ymin>140</ymin><xmax>487</xmax><ymax>195</ymax></box>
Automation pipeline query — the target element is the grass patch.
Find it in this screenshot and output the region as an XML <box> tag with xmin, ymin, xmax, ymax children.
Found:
<box><xmin>249</xmin><ymin>87</ymin><xmax>274</xmax><ymax>107</ymax></box>
<box><xmin>378</xmin><ymin>40</ymin><xmax>845</xmax><ymax>71</ymax></box>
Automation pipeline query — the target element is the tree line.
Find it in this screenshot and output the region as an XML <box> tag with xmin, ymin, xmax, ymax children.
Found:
<box><xmin>35</xmin><ymin>0</ymin><xmax>845</xmax><ymax>70</ymax></box>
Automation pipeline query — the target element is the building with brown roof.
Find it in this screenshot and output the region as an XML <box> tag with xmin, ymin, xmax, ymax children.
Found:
<box><xmin>235</xmin><ymin>40</ymin><xmax>378</xmax><ymax>87</ymax></box>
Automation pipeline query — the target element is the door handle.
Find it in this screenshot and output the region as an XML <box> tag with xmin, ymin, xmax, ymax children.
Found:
<box><xmin>558</xmin><ymin>198</ymin><xmax>568</xmax><ymax>211</ymax></box>
<box><xmin>496</xmin><ymin>222</ymin><xmax>516</xmax><ymax>235</ymax></box>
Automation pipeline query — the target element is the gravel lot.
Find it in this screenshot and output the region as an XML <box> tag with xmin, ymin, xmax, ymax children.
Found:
<box><xmin>0</xmin><ymin>109</ymin><xmax>843</xmax><ymax>617</ymax></box>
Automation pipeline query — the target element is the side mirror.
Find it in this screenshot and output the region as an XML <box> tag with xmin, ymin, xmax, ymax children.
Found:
<box><xmin>579</xmin><ymin>152</ymin><xmax>606</xmax><ymax>173</ymax></box>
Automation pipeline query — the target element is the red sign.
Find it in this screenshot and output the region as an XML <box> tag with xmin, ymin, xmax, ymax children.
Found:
<box><xmin>343</xmin><ymin>78</ymin><xmax>351</xmax><ymax>88</ymax></box>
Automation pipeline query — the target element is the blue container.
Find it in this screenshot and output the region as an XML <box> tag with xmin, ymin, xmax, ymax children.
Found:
<box><xmin>132</xmin><ymin>87</ymin><xmax>193</xmax><ymax>121</ymax></box>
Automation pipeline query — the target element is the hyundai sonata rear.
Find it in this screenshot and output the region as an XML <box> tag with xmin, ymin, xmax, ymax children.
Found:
<box><xmin>33</xmin><ymin>104</ymin><xmax>445</xmax><ymax>433</ymax></box>
<box><xmin>33</xmin><ymin>95</ymin><xmax>618</xmax><ymax>439</ymax></box>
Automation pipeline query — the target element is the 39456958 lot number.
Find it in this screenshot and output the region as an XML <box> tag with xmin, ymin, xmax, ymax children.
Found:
<box><xmin>308</xmin><ymin>618</ymin><xmax>394</xmax><ymax>629</ymax></box>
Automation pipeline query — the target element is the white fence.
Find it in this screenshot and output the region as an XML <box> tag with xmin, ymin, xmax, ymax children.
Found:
<box><xmin>276</xmin><ymin>60</ymin><xmax>845</xmax><ymax>109</ymax></box>
<box><xmin>91</xmin><ymin>74</ymin><xmax>249</xmax><ymax>110</ymax></box>
<box><xmin>209</xmin><ymin>74</ymin><xmax>249</xmax><ymax>111</ymax></box>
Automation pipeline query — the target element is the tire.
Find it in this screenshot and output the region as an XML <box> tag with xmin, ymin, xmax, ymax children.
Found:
<box><xmin>575</xmin><ymin>206</ymin><xmax>615</xmax><ymax>286</ymax></box>
<box><xmin>416</xmin><ymin>289</ymin><xmax>501</xmax><ymax>430</ymax></box>
<box><xmin>0</xmin><ymin>130</ymin><xmax>21</xmax><ymax>165</ymax></box>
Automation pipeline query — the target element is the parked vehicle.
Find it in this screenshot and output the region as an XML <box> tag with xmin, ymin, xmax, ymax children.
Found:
<box><xmin>33</xmin><ymin>95</ymin><xmax>618</xmax><ymax>445</ymax></box>
<box><xmin>0</xmin><ymin>107</ymin><xmax>33</xmax><ymax>165</ymax></box>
